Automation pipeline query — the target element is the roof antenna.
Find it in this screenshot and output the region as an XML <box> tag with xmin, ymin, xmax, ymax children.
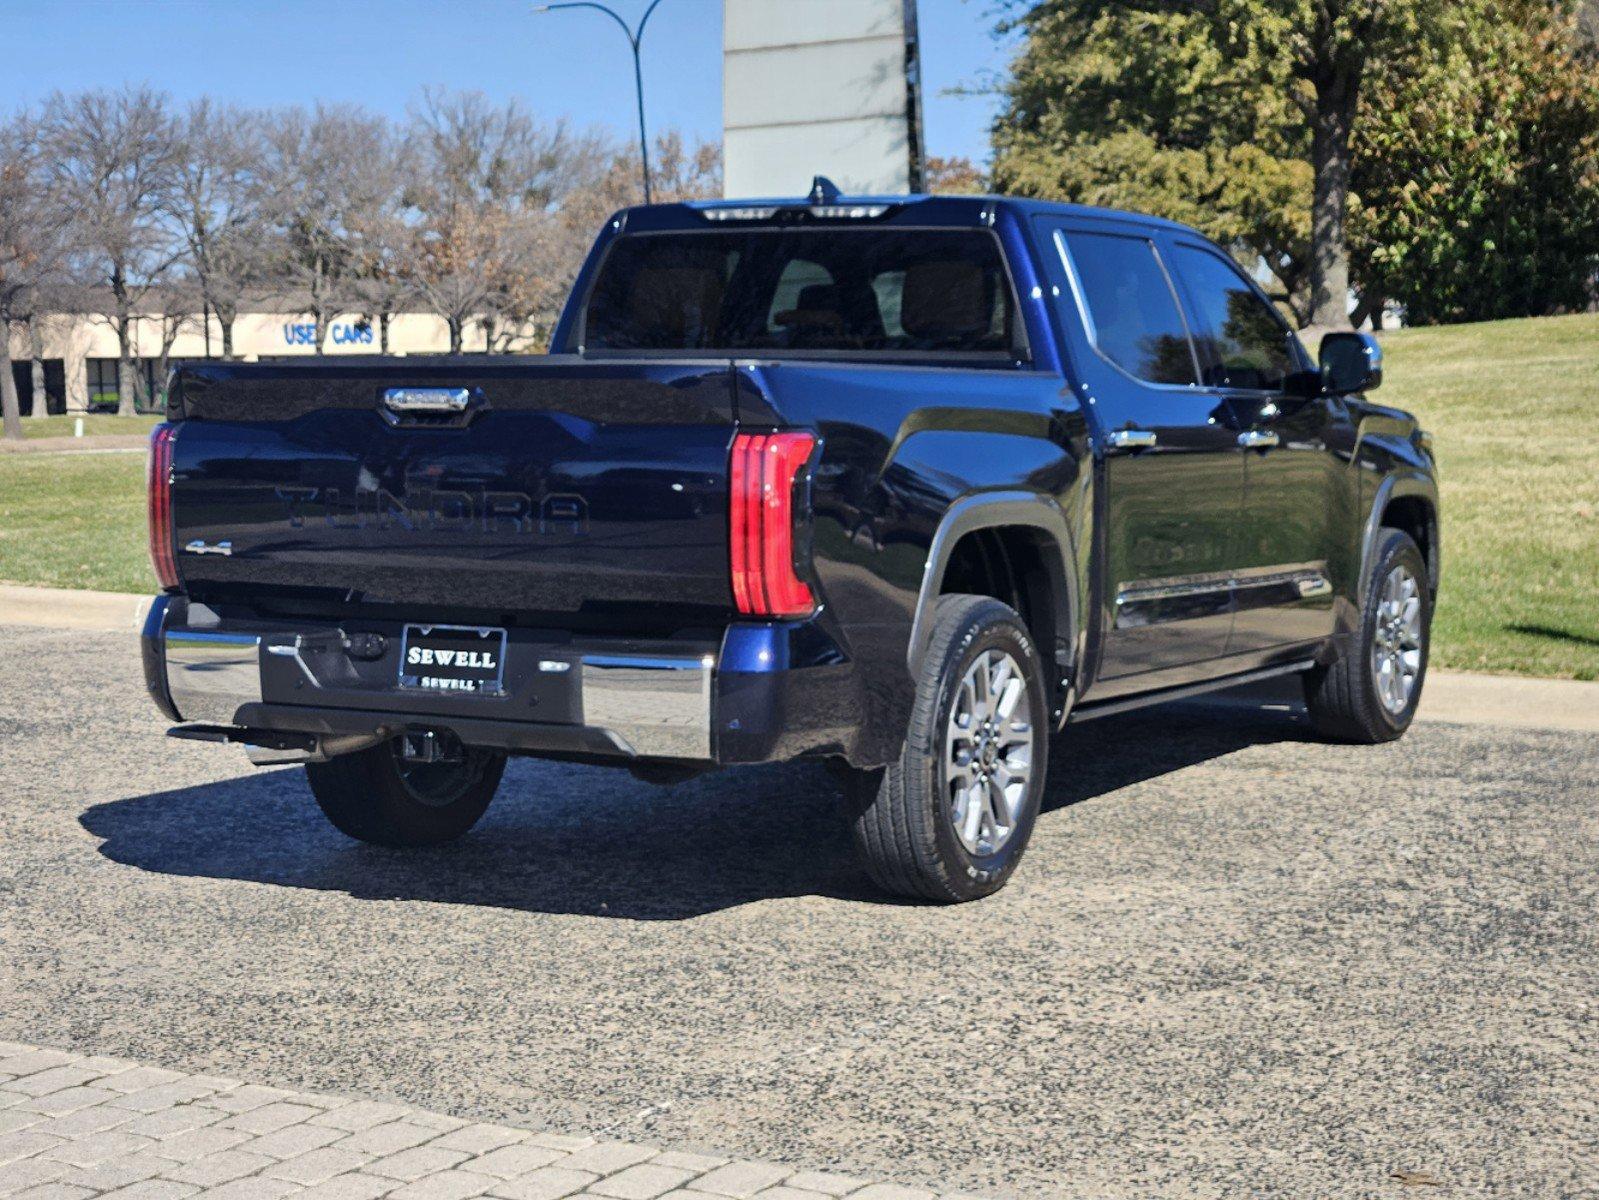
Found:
<box><xmin>808</xmin><ymin>175</ymin><xmax>841</xmax><ymax>205</ymax></box>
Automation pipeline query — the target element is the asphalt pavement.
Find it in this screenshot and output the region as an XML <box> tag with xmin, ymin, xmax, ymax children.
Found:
<box><xmin>1</xmin><ymin>622</ymin><xmax>1594</xmax><ymax>1198</ymax></box>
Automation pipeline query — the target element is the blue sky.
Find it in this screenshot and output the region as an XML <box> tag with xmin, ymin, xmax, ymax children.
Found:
<box><xmin>1</xmin><ymin>0</ymin><xmax>1018</xmax><ymax>167</ymax></box>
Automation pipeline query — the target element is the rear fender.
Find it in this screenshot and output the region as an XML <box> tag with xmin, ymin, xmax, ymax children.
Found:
<box><xmin>907</xmin><ymin>491</ymin><xmax>1080</xmax><ymax>721</ymax></box>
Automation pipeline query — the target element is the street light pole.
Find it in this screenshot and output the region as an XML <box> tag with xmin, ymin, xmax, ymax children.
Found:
<box><xmin>534</xmin><ymin>0</ymin><xmax>665</xmax><ymax>205</ymax></box>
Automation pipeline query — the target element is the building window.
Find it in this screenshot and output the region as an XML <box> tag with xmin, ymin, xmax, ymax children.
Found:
<box><xmin>85</xmin><ymin>359</ymin><xmax>178</xmax><ymax>413</ymax></box>
<box><xmin>86</xmin><ymin>359</ymin><xmax>120</xmax><ymax>410</ymax></box>
<box><xmin>10</xmin><ymin>360</ymin><xmax>67</xmax><ymax>416</ymax></box>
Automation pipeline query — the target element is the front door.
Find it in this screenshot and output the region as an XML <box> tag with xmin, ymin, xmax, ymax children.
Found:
<box><xmin>1166</xmin><ymin>241</ymin><xmax>1347</xmax><ymax>653</ymax></box>
<box><xmin>1040</xmin><ymin>220</ymin><xmax>1244</xmax><ymax>686</ymax></box>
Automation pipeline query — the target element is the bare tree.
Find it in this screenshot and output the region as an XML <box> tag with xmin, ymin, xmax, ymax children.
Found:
<box><xmin>644</xmin><ymin>131</ymin><xmax>721</xmax><ymax>205</ymax></box>
<box><xmin>262</xmin><ymin>103</ymin><xmax>391</xmax><ymax>353</ymax></box>
<box><xmin>164</xmin><ymin>99</ymin><xmax>271</xmax><ymax>360</ymax></box>
<box><xmin>345</xmin><ymin>135</ymin><xmax>413</xmax><ymax>354</ymax></box>
<box><xmin>501</xmin><ymin>130</ymin><xmax>716</xmax><ymax>350</ymax></box>
<box><xmin>1</xmin><ymin>110</ymin><xmax>69</xmax><ymax>441</ymax></box>
<box><xmin>402</xmin><ymin>90</ymin><xmax>612</xmax><ymax>353</ymax></box>
<box><xmin>146</xmin><ymin>281</ymin><xmax>199</xmax><ymax>408</ymax></box>
<box><xmin>41</xmin><ymin>86</ymin><xmax>180</xmax><ymax>416</ymax></box>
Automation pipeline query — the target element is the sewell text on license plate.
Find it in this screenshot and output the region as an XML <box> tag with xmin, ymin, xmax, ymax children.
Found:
<box><xmin>399</xmin><ymin>624</ymin><xmax>508</xmax><ymax>695</ymax></box>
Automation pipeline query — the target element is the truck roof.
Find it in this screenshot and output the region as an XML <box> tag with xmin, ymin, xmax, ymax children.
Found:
<box><xmin>660</xmin><ymin>192</ymin><xmax>1202</xmax><ymax>237</ymax></box>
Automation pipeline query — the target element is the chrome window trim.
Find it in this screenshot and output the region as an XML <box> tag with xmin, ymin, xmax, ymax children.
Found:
<box><xmin>1050</xmin><ymin>227</ymin><xmax>1206</xmax><ymax>393</ymax></box>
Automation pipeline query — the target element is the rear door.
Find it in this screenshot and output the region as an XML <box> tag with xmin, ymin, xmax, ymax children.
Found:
<box><xmin>1166</xmin><ymin>241</ymin><xmax>1346</xmax><ymax>652</ymax></box>
<box><xmin>1039</xmin><ymin>219</ymin><xmax>1243</xmax><ymax>686</ymax></box>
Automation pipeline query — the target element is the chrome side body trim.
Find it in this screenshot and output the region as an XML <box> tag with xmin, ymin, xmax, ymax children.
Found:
<box><xmin>1114</xmin><ymin>562</ymin><xmax>1333</xmax><ymax>629</ymax></box>
<box><xmin>580</xmin><ymin>654</ymin><xmax>714</xmax><ymax>760</ymax></box>
<box><xmin>165</xmin><ymin>630</ymin><xmax>263</xmax><ymax>724</ymax></box>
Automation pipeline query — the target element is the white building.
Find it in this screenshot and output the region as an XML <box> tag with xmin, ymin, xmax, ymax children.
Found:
<box><xmin>6</xmin><ymin>302</ymin><xmax>527</xmax><ymax>415</ymax></box>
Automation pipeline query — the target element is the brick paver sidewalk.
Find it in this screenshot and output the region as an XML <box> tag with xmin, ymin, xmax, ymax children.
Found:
<box><xmin>0</xmin><ymin>1044</ymin><xmax>985</xmax><ymax>1200</ymax></box>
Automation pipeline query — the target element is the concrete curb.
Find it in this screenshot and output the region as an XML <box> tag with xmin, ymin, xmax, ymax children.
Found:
<box><xmin>0</xmin><ymin>434</ymin><xmax>150</xmax><ymax>455</ymax></box>
<box><xmin>3</xmin><ymin>583</ymin><xmax>1595</xmax><ymax>734</ymax></box>
<box><xmin>0</xmin><ymin>584</ymin><xmax>152</xmax><ymax>633</ymax></box>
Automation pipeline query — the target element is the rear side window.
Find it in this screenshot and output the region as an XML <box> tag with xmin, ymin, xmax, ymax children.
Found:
<box><xmin>581</xmin><ymin>229</ymin><xmax>1023</xmax><ymax>360</ymax></box>
<box><xmin>1057</xmin><ymin>230</ymin><xmax>1196</xmax><ymax>386</ymax></box>
<box><xmin>1171</xmin><ymin>245</ymin><xmax>1296</xmax><ymax>391</ymax></box>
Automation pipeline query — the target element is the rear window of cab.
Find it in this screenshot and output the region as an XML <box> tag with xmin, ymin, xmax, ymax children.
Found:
<box><xmin>579</xmin><ymin>229</ymin><xmax>1027</xmax><ymax>361</ymax></box>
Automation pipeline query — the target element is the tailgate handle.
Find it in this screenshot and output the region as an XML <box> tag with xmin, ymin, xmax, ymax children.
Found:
<box><xmin>383</xmin><ymin>387</ymin><xmax>471</xmax><ymax>415</ymax></box>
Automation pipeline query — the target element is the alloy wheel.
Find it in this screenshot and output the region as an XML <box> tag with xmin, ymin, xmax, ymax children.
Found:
<box><xmin>1372</xmin><ymin>563</ymin><xmax>1424</xmax><ymax>715</ymax></box>
<box><xmin>945</xmin><ymin>650</ymin><xmax>1034</xmax><ymax>856</ymax></box>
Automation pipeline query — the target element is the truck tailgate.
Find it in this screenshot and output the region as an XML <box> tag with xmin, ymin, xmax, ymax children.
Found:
<box><xmin>166</xmin><ymin>358</ymin><xmax>739</xmax><ymax>623</ymax></box>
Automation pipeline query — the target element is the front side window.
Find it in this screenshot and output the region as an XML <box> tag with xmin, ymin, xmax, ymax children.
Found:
<box><xmin>1057</xmin><ymin>230</ymin><xmax>1197</xmax><ymax>386</ymax></box>
<box><xmin>582</xmin><ymin>228</ymin><xmax>1023</xmax><ymax>360</ymax></box>
<box><xmin>1171</xmin><ymin>245</ymin><xmax>1296</xmax><ymax>391</ymax></box>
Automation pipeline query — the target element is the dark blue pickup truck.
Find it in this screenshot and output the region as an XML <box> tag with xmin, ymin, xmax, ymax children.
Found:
<box><xmin>142</xmin><ymin>185</ymin><xmax>1439</xmax><ymax>902</ymax></box>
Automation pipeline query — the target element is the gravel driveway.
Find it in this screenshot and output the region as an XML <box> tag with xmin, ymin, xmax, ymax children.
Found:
<box><xmin>2</xmin><ymin>623</ymin><xmax>1594</xmax><ymax>1198</ymax></box>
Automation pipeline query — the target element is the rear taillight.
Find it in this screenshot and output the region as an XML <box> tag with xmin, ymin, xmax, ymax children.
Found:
<box><xmin>147</xmin><ymin>424</ymin><xmax>178</xmax><ymax>590</ymax></box>
<box><xmin>730</xmin><ymin>431</ymin><xmax>816</xmax><ymax>618</ymax></box>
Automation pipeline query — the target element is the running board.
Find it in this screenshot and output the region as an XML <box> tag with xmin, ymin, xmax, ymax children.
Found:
<box><xmin>1067</xmin><ymin>660</ymin><xmax>1316</xmax><ymax>724</ymax></box>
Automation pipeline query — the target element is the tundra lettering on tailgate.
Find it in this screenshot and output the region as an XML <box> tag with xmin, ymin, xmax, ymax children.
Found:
<box><xmin>274</xmin><ymin>484</ymin><xmax>588</xmax><ymax>536</ymax></box>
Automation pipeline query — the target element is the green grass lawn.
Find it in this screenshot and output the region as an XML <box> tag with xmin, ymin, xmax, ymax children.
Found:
<box><xmin>1378</xmin><ymin>312</ymin><xmax>1599</xmax><ymax>680</ymax></box>
<box><xmin>0</xmin><ymin>451</ymin><xmax>153</xmax><ymax>594</ymax></box>
<box><xmin>14</xmin><ymin>414</ymin><xmax>161</xmax><ymax>440</ymax></box>
<box><xmin>0</xmin><ymin>314</ymin><xmax>1595</xmax><ymax>678</ymax></box>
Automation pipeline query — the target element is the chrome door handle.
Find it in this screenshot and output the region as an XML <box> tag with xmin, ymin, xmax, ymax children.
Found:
<box><xmin>1105</xmin><ymin>429</ymin><xmax>1158</xmax><ymax>451</ymax></box>
<box><xmin>1237</xmin><ymin>430</ymin><xmax>1280</xmax><ymax>450</ymax></box>
<box><xmin>184</xmin><ymin>539</ymin><xmax>233</xmax><ymax>557</ymax></box>
<box><xmin>382</xmin><ymin>388</ymin><xmax>470</xmax><ymax>414</ymax></box>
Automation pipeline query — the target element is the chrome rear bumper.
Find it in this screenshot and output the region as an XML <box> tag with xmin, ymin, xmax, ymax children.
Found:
<box><xmin>165</xmin><ymin>630</ymin><xmax>264</xmax><ymax>725</ymax></box>
<box><xmin>149</xmin><ymin>605</ymin><xmax>715</xmax><ymax>762</ymax></box>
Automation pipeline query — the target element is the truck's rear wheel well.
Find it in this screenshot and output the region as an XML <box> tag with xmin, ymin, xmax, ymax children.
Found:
<box><xmin>940</xmin><ymin>526</ymin><xmax>1061</xmax><ymax>684</ymax></box>
<box><xmin>1381</xmin><ymin>496</ymin><xmax>1437</xmax><ymax>589</ymax></box>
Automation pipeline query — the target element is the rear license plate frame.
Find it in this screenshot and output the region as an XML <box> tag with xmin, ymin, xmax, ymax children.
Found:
<box><xmin>398</xmin><ymin>624</ymin><xmax>508</xmax><ymax>696</ymax></box>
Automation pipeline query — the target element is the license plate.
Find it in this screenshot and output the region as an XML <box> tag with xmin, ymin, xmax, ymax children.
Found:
<box><xmin>399</xmin><ymin>625</ymin><xmax>507</xmax><ymax>695</ymax></box>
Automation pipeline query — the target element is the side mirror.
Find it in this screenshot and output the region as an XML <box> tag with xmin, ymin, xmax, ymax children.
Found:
<box><xmin>1320</xmin><ymin>330</ymin><xmax>1382</xmax><ymax>394</ymax></box>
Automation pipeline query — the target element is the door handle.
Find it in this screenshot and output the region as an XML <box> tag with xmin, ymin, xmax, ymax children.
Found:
<box><xmin>1104</xmin><ymin>429</ymin><xmax>1158</xmax><ymax>452</ymax></box>
<box><xmin>1237</xmin><ymin>430</ymin><xmax>1280</xmax><ymax>450</ymax></box>
<box><xmin>183</xmin><ymin>539</ymin><xmax>233</xmax><ymax>557</ymax></box>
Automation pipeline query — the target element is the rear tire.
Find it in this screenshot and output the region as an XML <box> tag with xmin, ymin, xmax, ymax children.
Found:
<box><xmin>305</xmin><ymin>739</ymin><xmax>506</xmax><ymax>847</ymax></box>
<box><xmin>1302</xmin><ymin>527</ymin><xmax>1431</xmax><ymax>743</ymax></box>
<box><xmin>845</xmin><ymin>594</ymin><xmax>1049</xmax><ymax>903</ymax></box>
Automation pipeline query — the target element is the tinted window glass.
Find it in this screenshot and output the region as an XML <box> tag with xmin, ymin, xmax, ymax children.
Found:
<box><xmin>583</xmin><ymin>229</ymin><xmax>1021</xmax><ymax>358</ymax></box>
<box><xmin>1059</xmin><ymin>231</ymin><xmax>1196</xmax><ymax>386</ymax></box>
<box><xmin>1172</xmin><ymin>245</ymin><xmax>1295</xmax><ymax>391</ymax></box>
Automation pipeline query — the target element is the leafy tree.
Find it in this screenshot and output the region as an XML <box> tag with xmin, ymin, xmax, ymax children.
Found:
<box><xmin>991</xmin><ymin>1</ymin><xmax>1315</xmax><ymax>318</ymax></box>
<box><xmin>990</xmin><ymin>1</ymin><xmax>1590</xmax><ymax>327</ymax></box>
<box><xmin>1352</xmin><ymin>2</ymin><xmax>1599</xmax><ymax>323</ymax></box>
<box><xmin>925</xmin><ymin>155</ymin><xmax>989</xmax><ymax>194</ymax></box>
<box><xmin>991</xmin><ymin>0</ymin><xmax>1592</xmax><ymax>326</ymax></box>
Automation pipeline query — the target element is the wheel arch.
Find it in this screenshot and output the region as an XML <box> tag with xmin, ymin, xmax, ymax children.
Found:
<box><xmin>1362</xmin><ymin>471</ymin><xmax>1440</xmax><ymax>601</ymax></box>
<box><xmin>907</xmin><ymin>492</ymin><xmax>1078</xmax><ymax>720</ymax></box>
